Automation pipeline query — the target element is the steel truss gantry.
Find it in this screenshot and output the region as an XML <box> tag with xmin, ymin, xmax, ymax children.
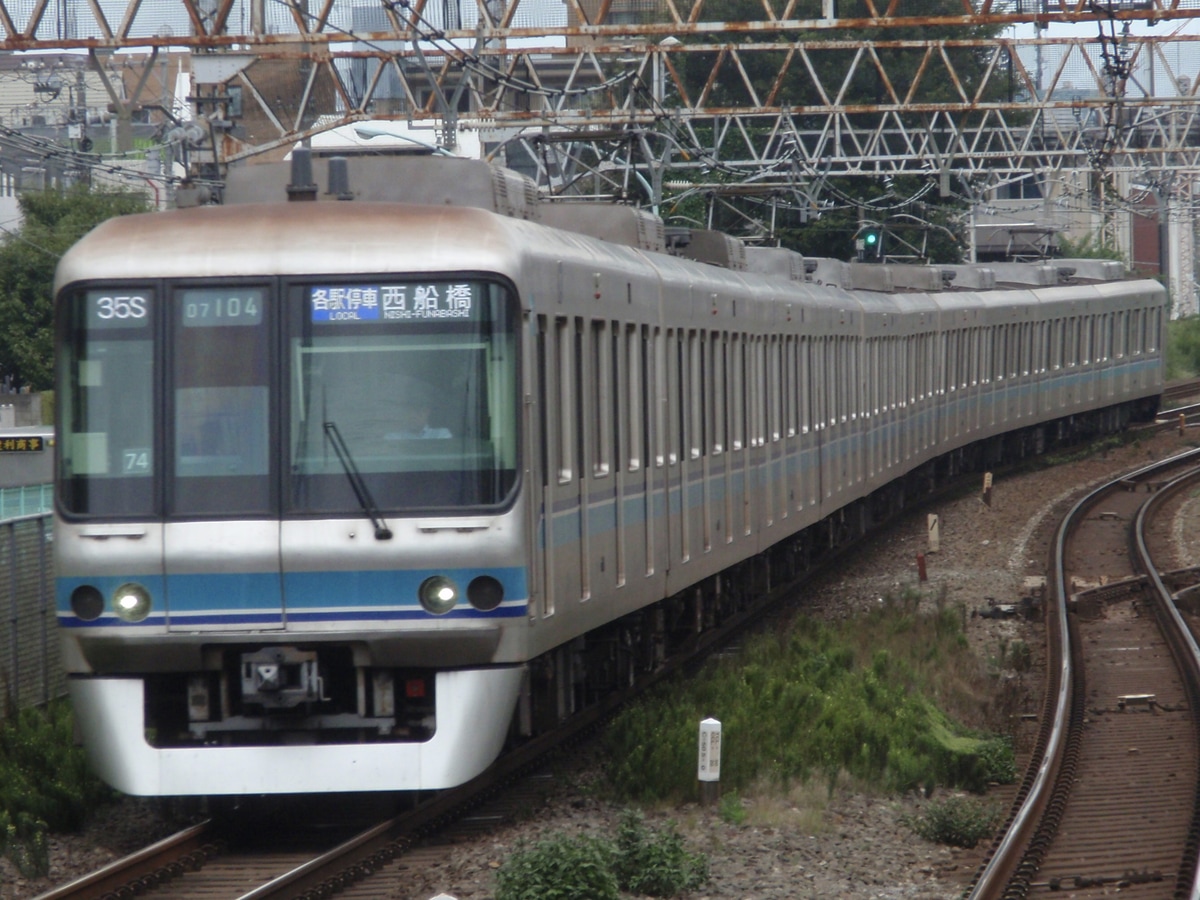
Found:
<box><xmin>1</xmin><ymin>0</ymin><xmax>1199</xmax><ymax>237</ymax></box>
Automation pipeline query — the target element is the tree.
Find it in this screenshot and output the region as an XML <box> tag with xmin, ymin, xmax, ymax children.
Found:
<box><xmin>0</xmin><ymin>187</ymin><xmax>150</xmax><ymax>391</ymax></box>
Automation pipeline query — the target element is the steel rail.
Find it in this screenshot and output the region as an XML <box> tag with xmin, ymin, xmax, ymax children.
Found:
<box><xmin>1133</xmin><ymin>468</ymin><xmax>1200</xmax><ymax>900</ymax></box>
<box><xmin>966</xmin><ymin>447</ymin><xmax>1200</xmax><ymax>899</ymax></box>
<box><xmin>30</xmin><ymin>822</ymin><xmax>217</xmax><ymax>900</ymax></box>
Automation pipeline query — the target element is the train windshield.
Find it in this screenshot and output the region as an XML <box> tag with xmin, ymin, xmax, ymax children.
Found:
<box><xmin>57</xmin><ymin>289</ymin><xmax>157</xmax><ymax>516</ymax></box>
<box><xmin>286</xmin><ymin>279</ymin><xmax>519</xmax><ymax>513</ymax></box>
<box><xmin>57</xmin><ymin>277</ymin><xmax>518</xmax><ymax>519</ymax></box>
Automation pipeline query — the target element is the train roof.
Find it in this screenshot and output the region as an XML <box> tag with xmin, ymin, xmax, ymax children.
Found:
<box><xmin>216</xmin><ymin>154</ymin><xmax>1138</xmax><ymax>296</ymax></box>
<box><xmin>59</xmin><ymin>156</ymin><xmax>1158</xmax><ymax>329</ymax></box>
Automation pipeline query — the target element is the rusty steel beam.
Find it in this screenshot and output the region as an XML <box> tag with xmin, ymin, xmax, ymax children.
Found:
<box><xmin>0</xmin><ymin>0</ymin><xmax>1196</xmax><ymax>49</ymax></box>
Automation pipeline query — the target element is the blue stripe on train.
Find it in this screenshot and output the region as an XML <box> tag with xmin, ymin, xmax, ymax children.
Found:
<box><xmin>56</xmin><ymin>566</ymin><xmax>528</xmax><ymax>627</ymax></box>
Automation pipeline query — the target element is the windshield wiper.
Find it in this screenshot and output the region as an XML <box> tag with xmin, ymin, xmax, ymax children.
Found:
<box><xmin>322</xmin><ymin>421</ymin><xmax>393</xmax><ymax>541</ymax></box>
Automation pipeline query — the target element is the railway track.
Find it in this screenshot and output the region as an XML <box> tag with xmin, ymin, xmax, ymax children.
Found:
<box><xmin>33</xmin><ymin>537</ymin><xmax>812</xmax><ymax>899</ymax></box>
<box><xmin>968</xmin><ymin>448</ymin><xmax>1200</xmax><ymax>899</ymax></box>
<box><xmin>1161</xmin><ymin>378</ymin><xmax>1200</xmax><ymax>408</ymax></box>
<box><xmin>37</xmin><ymin>432</ymin><xmax>1200</xmax><ymax>900</ymax></box>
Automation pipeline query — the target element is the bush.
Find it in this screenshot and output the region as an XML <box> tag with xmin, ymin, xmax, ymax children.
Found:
<box><xmin>494</xmin><ymin>811</ymin><xmax>709</xmax><ymax>900</ymax></box>
<box><xmin>612</xmin><ymin>810</ymin><xmax>709</xmax><ymax>897</ymax></box>
<box><xmin>906</xmin><ymin>795</ymin><xmax>1001</xmax><ymax>848</ymax></box>
<box><xmin>0</xmin><ymin>702</ymin><xmax>111</xmax><ymax>831</ymax></box>
<box><xmin>718</xmin><ymin>792</ymin><xmax>748</xmax><ymax>825</ymax></box>
<box><xmin>0</xmin><ymin>810</ymin><xmax>49</xmax><ymax>878</ymax></box>
<box><xmin>0</xmin><ymin>701</ymin><xmax>112</xmax><ymax>876</ymax></box>
<box><xmin>495</xmin><ymin>835</ymin><xmax>620</xmax><ymax>900</ymax></box>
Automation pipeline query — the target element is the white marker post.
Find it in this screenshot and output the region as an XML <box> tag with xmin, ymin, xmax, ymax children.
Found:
<box><xmin>698</xmin><ymin>717</ymin><xmax>722</xmax><ymax>806</ymax></box>
<box><xmin>927</xmin><ymin>513</ymin><xmax>940</xmax><ymax>553</ymax></box>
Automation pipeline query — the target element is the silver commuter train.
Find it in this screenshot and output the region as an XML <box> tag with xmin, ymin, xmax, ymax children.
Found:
<box><xmin>53</xmin><ymin>155</ymin><xmax>1165</xmax><ymax>796</ymax></box>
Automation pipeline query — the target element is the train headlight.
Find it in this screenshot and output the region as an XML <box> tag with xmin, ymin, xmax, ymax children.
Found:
<box><xmin>467</xmin><ymin>575</ymin><xmax>504</xmax><ymax>611</ymax></box>
<box><xmin>418</xmin><ymin>576</ymin><xmax>458</xmax><ymax>615</ymax></box>
<box><xmin>112</xmin><ymin>583</ymin><xmax>152</xmax><ymax>622</ymax></box>
<box><xmin>70</xmin><ymin>585</ymin><xmax>104</xmax><ymax>621</ymax></box>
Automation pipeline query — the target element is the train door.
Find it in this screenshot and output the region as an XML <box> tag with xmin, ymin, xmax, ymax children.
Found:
<box><xmin>164</xmin><ymin>285</ymin><xmax>283</xmax><ymax>631</ymax></box>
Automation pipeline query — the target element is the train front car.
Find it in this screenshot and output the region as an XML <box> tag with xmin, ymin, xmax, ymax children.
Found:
<box><xmin>53</xmin><ymin>203</ymin><xmax>529</xmax><ymax>796</ymax></box>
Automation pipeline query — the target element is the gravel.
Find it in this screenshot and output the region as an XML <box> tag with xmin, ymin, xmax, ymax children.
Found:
<box><xmin>7</xmin><ymin>426</ymin><xmax>1194</xmax><ymax>900</ymax></box>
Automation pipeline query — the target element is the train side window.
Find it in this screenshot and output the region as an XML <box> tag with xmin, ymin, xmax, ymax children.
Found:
<box><xmin>610</xmin><ymin>323</ymin><xmax>621</xmax><ymax>474</ymax></box>
<box><xmin>799</xmin><ymin>337</ymin><xmax>811</xmax><ymax>434</ymax></box>
<box><xmin>814</xmin><ymin>337</ymin><xmax>826</xmax><ymax>429</ymax></box>
<box><xmin>848</xmin><ymin>337</ymin><xmax>859</xmax><ymax>422</ymax></box>
<box><xmin>769</xmin><ymin>335</ymin><xmax>782</xmax><ymax>441</ymax></box>
<box><xmin>690</xmin><ymin>330</ymin><xmax>703</xmax><ymax>459</ymax></box>
<box><xmin>970</xmin><ymin>327</ymin><xmax>979</xmax><ymax>387</ymax></box>
<box><xmin>591</xmin><ymin>320</ymin><xmax>610</xmax><ymax>478</ymax></box>
<box><xmin>943</xmin><ymin>332</ymin><xmax>953</xmax><ymax>394</ymax></box>
<box><xmin>555</xmin><ymin>317</ymin><xmax>573</xmax><ymax>483</ymax></box>
<box><xmin>784</xmin><ymin>335</ymin><xmax>796</xmax><ymax>437</ymax></box>
<box><xmin>574</xmin><ymin>320</ymin><xmax>586</xmax><ymax>478</ymax></box>
<box><xmin>728</xmin><ymin>334</ymin><xmax>741</xmax><ymax>449</ymax></box>
<box><xmin>833</xmin><ymin>336</ymin><xmax>843</xmax><ymax>421</ymax></box>
<box><xmin>537</xmin><ymin>317</ymin><xmax>551</xmax><ymax>488</ymax></box>
<box><xmin>749</xmin><ymin>336</ymin><xmax>762</xmax><ymax>446</ymax></box>
<box><xmin>652</xmin><ymin>328</ymin><xmax>665</xmax><ymax>468</ymax></box>
<box><xmin>903</xmin><ymin>337</ymin><xmax>913</xmax><ymax>406</ymax></box>
<box><xmin>625</xmin><ymin>325</ymin><xmax>641</xmax><ymax>472</ymax></box>
<box><xmin>711</xmin><ymin>332</ymin><xmax>726</xmax><ymax>454</ymax></box>
<box><xmin>666</xmin><ymin>329</ymin><xmax>681</xmax><ymax>466</ymax></box>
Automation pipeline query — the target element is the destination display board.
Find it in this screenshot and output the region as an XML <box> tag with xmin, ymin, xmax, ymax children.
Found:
<box><xmin>309</xmin><ymin>282</ymin><xmax>480</xmax><ymax>323</ymax></box>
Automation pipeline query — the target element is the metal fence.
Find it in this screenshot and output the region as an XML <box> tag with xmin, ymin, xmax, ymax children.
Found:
<box><xmin>0</xmin><ymin>483</ymin><xmax>52</xmax><ymax>519</ymax></box>
<box><xmin>0</xmin><ymin>513</ymin><xmax>59</xmax><ymax>712</ymax></box>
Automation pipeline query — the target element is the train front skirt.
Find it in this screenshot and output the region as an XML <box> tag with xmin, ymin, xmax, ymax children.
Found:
<box><xmin>68</xmin><ymin>666</ymin><xmax>525</xmax><ymax>795</ymax></box>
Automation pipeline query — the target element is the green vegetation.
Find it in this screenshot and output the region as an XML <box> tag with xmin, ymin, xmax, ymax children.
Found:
<box><xmin>495</xmin><ymin>834</ymin><xmax>620</xmax><ymax>900</ymax></box>
<box><xmin>603</xmin><ymin>589</ymin><xmax>1015</xmax><ymax>804</ymax></box>
<box><xmin>904</xmin><ymin>795</ymin><xmax>1003</xmax><ymax>848</ymax></box>
<box><xmin>0</xmin><ymin>186</ymin><xmax>149</xmax><ymax>391</ymax></box>
<box><xmin>1055</xmin><ymin>231</ymin><xmax>1125</xmax><ymax>262</ymax></box>
<box><xmin>494</xmin><ymin>810</ymin><xmax>708</xmax><ymax>900</ymax></box>
<box><xmin>1169</xmin><ymin>316</ymin><xmax>1200</xmax><ymax>380</ymax></box>
<box><xmin>0</xmin><ymin>701</ymin><xmax>113</xmax><ymax>876</ymax></box>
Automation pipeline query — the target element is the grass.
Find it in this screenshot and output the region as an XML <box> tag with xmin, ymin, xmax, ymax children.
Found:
<box><xmin>602</xmin><ymin>586</ymin><xmax>1015</xmax><ymax>805</ymax></box>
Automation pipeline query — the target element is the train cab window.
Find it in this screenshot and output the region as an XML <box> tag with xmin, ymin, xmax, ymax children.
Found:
<box><xmin>171</xmin><ymin>286</ymin><xmax>272</xmax><ymax>516</ymax></box>
<box><xmin>57</xmin><ymin>287</ymin><xmax>156</xmax><ymax>516</ymax></box>
<box><xmin>285</xmin><ymin>279</ymin><xmax>518</xmax><ymax>514</ymax></box>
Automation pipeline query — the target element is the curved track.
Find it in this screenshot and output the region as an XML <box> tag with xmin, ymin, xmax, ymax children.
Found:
<box><xmin>969</xmin><ymin>449</ymin><xmax>1200</xmax><ymax>899</ymax></box>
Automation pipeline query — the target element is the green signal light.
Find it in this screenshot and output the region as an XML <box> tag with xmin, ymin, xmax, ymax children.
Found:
<box><xmin>864</xmin><ymin>232</ymin><xmax>878</xmax><ymax>245</ymax></box>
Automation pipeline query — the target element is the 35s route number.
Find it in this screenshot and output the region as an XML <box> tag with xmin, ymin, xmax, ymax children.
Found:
<box><xmin>95</xmin><ymin>295</ymin><xmax>148</xmax><ymax>320</ymax></box>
